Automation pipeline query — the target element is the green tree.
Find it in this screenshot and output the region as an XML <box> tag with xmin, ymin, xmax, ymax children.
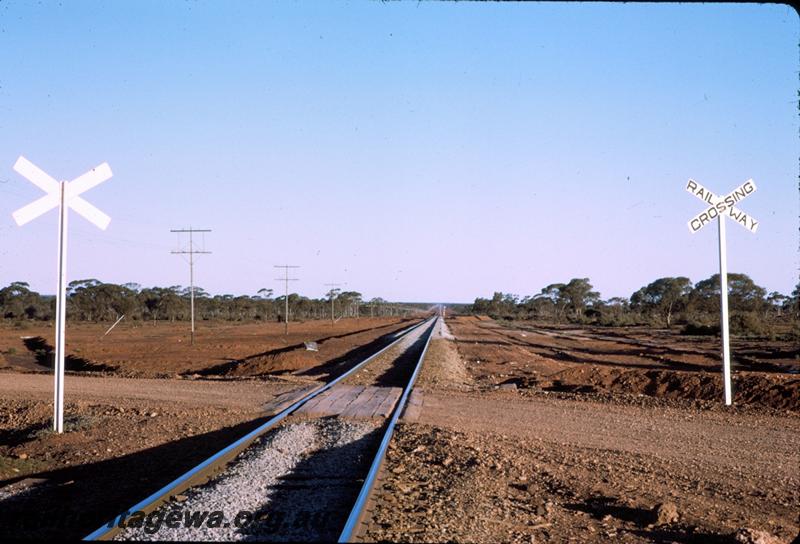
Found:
<box><xmin>690</xmin><ymin>273</ymin><xmax>767</xmax><ymax>315</ymax></box>
<box><xmin>67</xmin><ymin>280</ymin><xmax>139</xmax><ymax>321</ymax></box>
<box><xmin>533</xmin><ymin>284</ymin><xmax>569</xmax><ymax>321</ymax></box>
<box><xmin>789</xmin><ymin>281</ymin><xmax>800</xmax><ymax>320</ymax></box>
<box><xmin>630</xmin><ymin>277</ymin><xmax>692</xmax><ymax>327</ymax></box>
<box><xmin>66</xmin><ymin>279</ymin><xmax>102</xmax><ymax>321</ymax></box>
<box><xmin>599</xmin><ymin>296</ymin><xmax>631</xmax><ymax>325</ymax></box>
<box><xmin>561</xmin><ymin>278</ymin><xmax>600</xmax><ymax>319</ymax></box>
<box><xmin>766</xmin><ymin>291</ymin><xmax>789</xmax><ymax>319</ymax></box>
<box><xmin>0</xmin><ymin>282</ymin><xmax>48</xmax><ymax>320</ymax></box>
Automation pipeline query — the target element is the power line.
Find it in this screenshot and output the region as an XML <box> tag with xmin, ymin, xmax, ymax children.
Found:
<box><xmin>274</xmin><ymin>265</ymin><xmax>299</xmax><ymax>335</ymax></box>
<box><xmin>171</xmin><ymin>227</ymin><xmax>212</xmax><ymax>345</ymax></box>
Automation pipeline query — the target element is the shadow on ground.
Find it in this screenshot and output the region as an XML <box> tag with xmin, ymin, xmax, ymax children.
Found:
<box><xmin>22</xmin><ymin>336</ymin><xmax>116</xmax><ymax>373</ymax></box>
<box><xmin>370</xmin><ymin>329</ymin><xmax>432</xmax><ymax>388</ymax></box>
<box><xmin>565</xmin><ymin>495</ymin><xmax>735</xmax><ymax>544</ymax></box>
<box><xmin>0</xmin><ymin>417</ymin><xmax>270</xmax><ymax>540</ymax></box>
<box><xmin>294</xmin><ymin>323</ymin><xmax>425</xmax><ymax>383</ymax></box>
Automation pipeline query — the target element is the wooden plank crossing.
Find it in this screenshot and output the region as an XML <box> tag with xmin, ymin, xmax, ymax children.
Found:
<box><xmin>340</xmin><ymin>387</ymin><xmax>382</xmax><ymax>418</ymax></box>
<box><xmin>330</xmin><ymin>385</ymin><xmax>366</xmax><ymax>414</ymax></box>
<box><xmin>262</xmin><ymin>385</ymin><xmax>321</xmax><ymax>416</ymax></box>
<box><xmin>294</xmin><ymin>385</ymin><xmax>403</xmax><ymax>419</ymax></box>
<box><xmin>374</xmin><ymin>388</ymin><xmax>402</xmax><ymax>418</ymax></box>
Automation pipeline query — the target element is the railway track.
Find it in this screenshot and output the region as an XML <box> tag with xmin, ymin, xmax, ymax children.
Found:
<box><xmin>84</xmin><ymin>315</ymin><xmax>439</xmax><ymax>542</ymax></box>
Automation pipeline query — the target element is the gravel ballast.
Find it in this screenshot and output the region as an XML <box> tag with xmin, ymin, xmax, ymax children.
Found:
<box><xmin>116</xmin><ymin>417</ymin><xmax>383</xmax><ymax>541</ymax></box>
<box><xmin>343</xmin><ymin>319</ymin><xmax>435</xmax><ymax>388</ymax></box>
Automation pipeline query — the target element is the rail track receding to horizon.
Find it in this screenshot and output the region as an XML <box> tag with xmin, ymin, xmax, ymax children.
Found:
<box><xmin>84</xmin><ymin>315</ymin><xmax>440</xmax><ymax>542</ymax></box>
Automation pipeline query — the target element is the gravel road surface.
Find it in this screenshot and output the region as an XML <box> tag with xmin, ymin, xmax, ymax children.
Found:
<box><xmin>0</xmin><ymin>372</ymin><xmax>295</xmax><ymax>408</ymax></box>
<box><xmin>365</xmin><ymin>390</ymin><xmax>800</xmax><ymax>542</ymax></box>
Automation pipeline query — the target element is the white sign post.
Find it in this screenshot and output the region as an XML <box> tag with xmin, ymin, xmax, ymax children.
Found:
<box><xmin>685</xmin><ymin>178</ymin><xmax>758</xmax><ymax>406</ymax></box>
<box><xmin>11</xmin><ymin>156</ymin><xmax>112</xmax><ymax>433</ymax></box>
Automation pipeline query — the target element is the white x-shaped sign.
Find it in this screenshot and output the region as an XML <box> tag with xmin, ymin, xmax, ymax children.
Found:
<box><xmin>686</xmin><ymin>178</ymin><xmax>759</xmax><ymax>234</ymax></box>
<box><xmin>12</xmin><ymin>156</ymin><xmax>112</xmax><ymax>229</ymax></box>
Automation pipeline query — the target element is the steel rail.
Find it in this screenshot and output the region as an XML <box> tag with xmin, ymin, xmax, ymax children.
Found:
<box><xmin>338</xmin><ymin>316</ymin><xmax>439</xmax><ymax>543</ymax></box>
<box><xmin>84</xmin><ymin>316</ymin><xmax>434</xmax><ymax>541</ymax></box>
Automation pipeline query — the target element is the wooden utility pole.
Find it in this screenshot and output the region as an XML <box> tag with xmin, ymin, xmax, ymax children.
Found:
<box><xmin>275</xmin><ymin>265</ymin><xmax>299</xmax><ymax>335</ymax></box>
<box><xmin>170</xmin><ymin>227</ymin><xmax>212</xmax><ymax>346</ymax></box>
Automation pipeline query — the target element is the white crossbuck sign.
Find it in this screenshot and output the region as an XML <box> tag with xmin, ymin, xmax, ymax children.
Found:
<box><xmin>12</xmin><ymin>156</ymin><xmax>112</xmax><ymax>229</ymax></box>
<box><xmin>11</xmin><ymin>156</ymin><xmax>112</xmax><ymax>433</ymax></box>
<box><xmin>686</xmin><ymin>178</ymin><xmax>758</xmax><ymax>234</ymax></box>
<box><xmin>684</xmin><ymin>177</ymin><xmax>759</xmax><ymax>407</ymax></box>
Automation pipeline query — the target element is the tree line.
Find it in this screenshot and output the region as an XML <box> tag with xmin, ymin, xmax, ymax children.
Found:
<box><xmin>0</xmin><ymin>280</ymin><xmax>415</xmax><ymax>324</ymax></box>
<box><xmin>470</xmin><ymin>274</ymin><xmax>800</xmax><ymax>336</ymax></box>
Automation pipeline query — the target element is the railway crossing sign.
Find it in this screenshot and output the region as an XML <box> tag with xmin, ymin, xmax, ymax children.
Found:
<box><xmin>11</xmin><ymin>156</ymin><xmax>113</xmax><ymax>433</ymax></box>
<box><xmin>685</xmin><ymin>178</ymin><xmax>759</xmax><ymax>406</ymax></box>
<box><xmin>686</xmin><ymin>178</ymin><xmax>758</xmax><ymax>234</ymax></box>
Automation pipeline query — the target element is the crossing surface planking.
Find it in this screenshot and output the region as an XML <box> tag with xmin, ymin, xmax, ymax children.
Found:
<box><xmin>262</xmin><ymin>385</ymin><xmax>321</xmax><ymax>416</ymax></box>
<box><xmin>292</xmin><ymin>390</ymin><xmax>335</xmax><ymax>416</ymax></box>
<box><xmin>373</xmin><ymin>388</ymin><xmax>403</xmax><ymax>418</ymax></box>
<box><xmin>329</xmin><ymin>386</ymin><xmax>366</xmax><ymax>414</ymax></box>
<box><xmin>340</xmin><ymin>387</ymin><xmax>383</xmax><ymax>418</ymax></box>
<box><xmin>292</xmin><ymin>385</ymin><xmax>402</xmax><ymax>419</ymax></box>
<box><xmin>295</xmin><ymin>386</ymin><xmax>358</xmax><ymax>417</ymax></box>
<box><xmin>370</xmin><ymin>388</ymin><xmax>402</xmax><ymax>418</ymax></box>
<box><xmin>357</xmin><ymin>389</ymin><xmax>394</xmax><ymax>419</ymax></box>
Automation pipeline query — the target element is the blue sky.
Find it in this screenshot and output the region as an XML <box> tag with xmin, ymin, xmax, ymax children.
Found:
<box><xmin>0</xmin><ymin>1</ymin><xmax>797</xmax><ymax>302</ymax></box>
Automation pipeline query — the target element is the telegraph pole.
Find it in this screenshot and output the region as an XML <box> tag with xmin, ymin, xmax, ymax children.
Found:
<box><xmin>171</xmin><ymin>228</ymin><xmax>211</xmax><ymax>345</ymax></box>
<box><xmin>275</xmin><ymin>265</ymin><xmax>299</xmax><ymax>335</ymax></box>
<box><xmin>324</xmin><ymin>283</ymin><xmax>342</xmax><ymax>325</ymax></box>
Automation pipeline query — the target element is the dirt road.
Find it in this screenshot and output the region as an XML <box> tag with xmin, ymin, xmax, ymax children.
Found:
<box><xmin>0</xmin><ymin>372</ymin><xmax>294</xmax><ymax>408</ymax></box>
<box><xmin>417</xmin><ymin>390</ymin><xmax>798</xmax><ymax>485</ymax></box>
